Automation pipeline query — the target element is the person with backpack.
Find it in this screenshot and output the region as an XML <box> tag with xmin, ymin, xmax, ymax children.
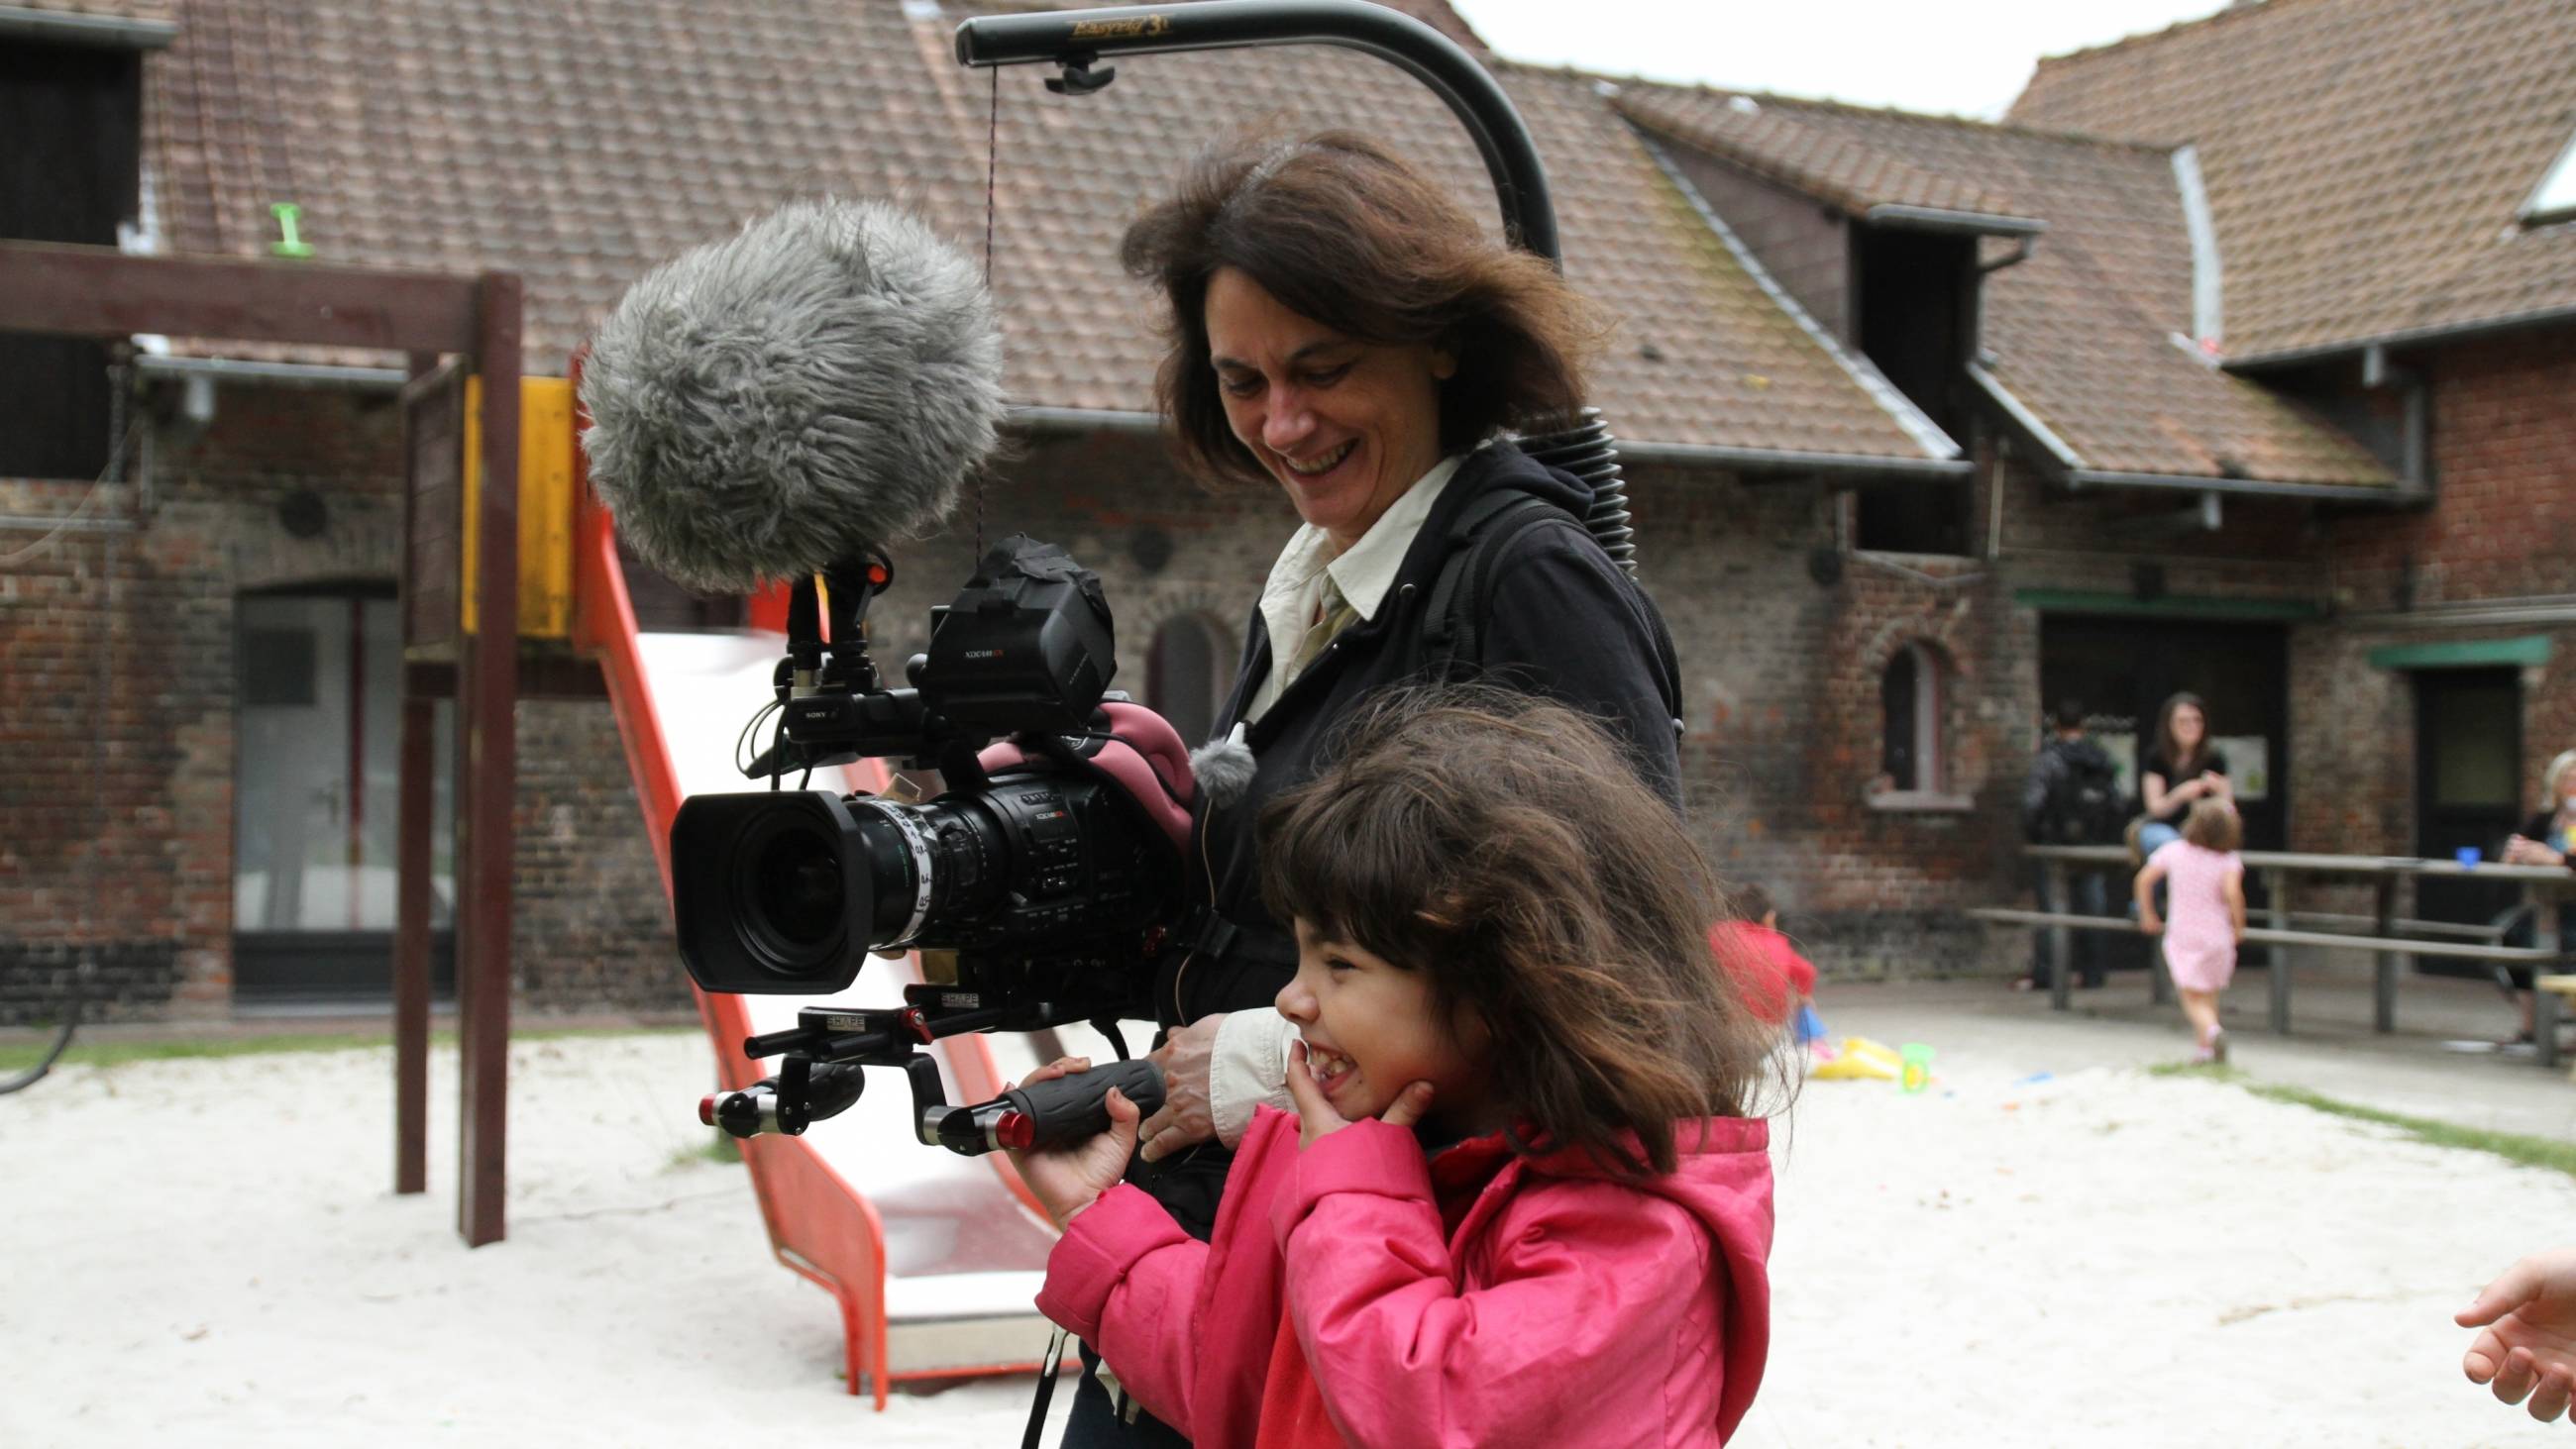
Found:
<box><xmin>2019</xmin><ymin>698</ymin><xmax>2122</xmax><ymax>990</ymax></box>
<box><xmin>1062</xmin><ymin>131</ymin><xmax>1685</xmax><ymax>1448</ymax></box>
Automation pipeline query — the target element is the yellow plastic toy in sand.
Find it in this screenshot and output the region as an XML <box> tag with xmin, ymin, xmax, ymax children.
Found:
<box><xmin>1811</xmin><ymin>1036</ymin><xmax>1902</xmax><ymax>1081</ymax></box>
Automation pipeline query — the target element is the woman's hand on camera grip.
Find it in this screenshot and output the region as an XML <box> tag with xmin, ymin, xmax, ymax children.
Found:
<box><xmin>1138</xmin><ymin>1013</ymin><xmax>1227</xmax><ymax>1162</ymax></box>
<box><xmin>1004</xmin><ymin>1056</ymin><xmax>1140</xmax><ymax>1230</ymax></box>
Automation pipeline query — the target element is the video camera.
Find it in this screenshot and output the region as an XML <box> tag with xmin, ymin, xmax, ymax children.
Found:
<box><xmin>676</xmin><ymin>537</ymin><xmax>1181</xmax><ymax>1153</ymax></box>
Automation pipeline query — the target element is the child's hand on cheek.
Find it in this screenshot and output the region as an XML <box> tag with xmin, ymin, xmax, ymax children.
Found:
<box><xmin>1286</xmin><ymin>1040</ymin><xmax>1435</xmax><ymax>1149</ymax></box>
<box><xmin>1003</xmin><ymin>1057</ymin><xmax>1143</xmax><ymax>1229</ymax></box>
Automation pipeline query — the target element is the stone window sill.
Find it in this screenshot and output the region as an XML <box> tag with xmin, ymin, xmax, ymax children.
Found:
<box><xmin>1868</xmin><ymin>790</ymin><xmax>1977</xmax><ymax>813</ymax></box>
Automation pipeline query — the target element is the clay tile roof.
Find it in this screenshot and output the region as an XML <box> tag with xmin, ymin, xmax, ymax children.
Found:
<box><xmin>1620</xmin><ymin>81</ymin><xmax>2397</xmax><ymax>486</ymax></box>
<box><xmin>139</xmin><ymin>0</ymin><xmax>1943</xmax><ymax>464</ymax></box>
<box><xmin>2008</xmin><ymin>0</ymin><xmax>2576</xmax><ymax>362</ymax></box>
<box><xmin>1612</xmin><ymin>86</ymin><xmax>2034</xmax><ymax>226</ymax></box>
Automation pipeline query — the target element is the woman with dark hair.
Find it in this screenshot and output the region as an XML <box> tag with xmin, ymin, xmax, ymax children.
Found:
<box><xmin>1067</xmin><ymin>131</ymin><xmax>1684</xmax><ymax>1446</ymax></box>
<box><xmin>2133</xmin><ymin>690</ymin><xmax>2232</xmax><ymax>862</ymax></box>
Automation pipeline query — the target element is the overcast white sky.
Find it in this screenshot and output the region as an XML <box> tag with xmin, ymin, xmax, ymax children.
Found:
<box><xmin>1448</xmin><ymin>0</ymin><xmax>2234</xmax><ymax>119</ymax></box>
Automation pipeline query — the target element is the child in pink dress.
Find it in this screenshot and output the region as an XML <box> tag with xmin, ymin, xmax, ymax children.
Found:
<box><xmin>2136</xmin><ymin>797</ymin><xmax>2247</xmax><ymax>1062</ymax></box>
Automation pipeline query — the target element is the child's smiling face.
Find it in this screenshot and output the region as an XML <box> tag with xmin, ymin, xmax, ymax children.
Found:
<box><xmin>1274</xmin><ymin>919</ymin><xmax>1499</xmax><ymax>1133</ymax></box>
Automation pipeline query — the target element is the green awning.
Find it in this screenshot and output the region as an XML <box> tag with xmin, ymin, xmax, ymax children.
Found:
<box><xmin>2013</xmin><ymin>589</ymin><xmax>2325</xmax><ymax>622</ymax></box>
<box><xmin>2367</xmin><ymin>636</ymin><xmax>2552</xmax><ymax>670</ymax></box>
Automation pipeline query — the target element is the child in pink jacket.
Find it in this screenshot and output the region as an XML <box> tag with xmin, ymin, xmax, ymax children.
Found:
<box><xmin>1012</xmin><ymin>690</ymin><xmax>1781</xmax><ymax>1447</ymax></box>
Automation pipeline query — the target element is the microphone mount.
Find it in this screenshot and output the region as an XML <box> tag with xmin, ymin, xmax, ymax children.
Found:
<box><xmin>955</xmin><ymin>0</ymin><xmax>1560</xmax><ymax>264</ymax></box>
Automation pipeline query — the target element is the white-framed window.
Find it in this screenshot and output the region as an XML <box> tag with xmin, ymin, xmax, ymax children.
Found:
<box><xmin>1879</xmin><ymin>642</ymin><xmax>1943</xmax><ymax>794</ymax></box>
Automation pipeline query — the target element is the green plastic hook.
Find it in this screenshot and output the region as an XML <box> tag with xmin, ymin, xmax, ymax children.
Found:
<box><xmin>269</xmin><ymin>202</ymin><xmax>315</xmax><ymax>259</ymax></box>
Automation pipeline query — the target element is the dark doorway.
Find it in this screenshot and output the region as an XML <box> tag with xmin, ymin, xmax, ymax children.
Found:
<box><xmin>2040</xmin><ymin>614</ymin><xmax>2291</xmax><ymax>968</ymax></box>
<box><xmin>0</xmin><ymin>42</ymin><xmax>140</xmax><ymax>480</ymax></box>
<box><xmin>1851</xmin><ymin>227</ymin><xmax>1974</xmax><ymax>557</ymax></box>
<box><xmin>2414</xmin><ymin>669</ymin><xmax>2523</xmax><ymax>950</ymax></box>
<box><xmin>2039</xmin><ymin>616</ymin><xmax>2290</xmax><ymax>849</ymax></box>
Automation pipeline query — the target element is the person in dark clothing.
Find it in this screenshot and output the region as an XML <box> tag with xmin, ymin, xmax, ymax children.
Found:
<box><xmin>2134</xmin><ymin>690</ymin><xmax>2232</xmax><ymax>861</ymax></box>
<box><xmin>2019</xmin><ymin>698</ymin><xmax>2118</xmax><ymax>990</ymax></box>
<box><xmin>1055</xmin><ymin>131</ymin><xmax>1684</xmax><ymax>1447</ymax></box>
<box><xmin>2493</xmin><ymin>749</ymin><xmax>2576</xmax><ymax>1049</ymax></box>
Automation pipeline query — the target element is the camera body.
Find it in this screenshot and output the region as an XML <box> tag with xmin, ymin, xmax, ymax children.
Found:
<box><xmin>670</xmin><ymin>536</ymin><xmax>1183</xmax><ymax>1030</ymax></box>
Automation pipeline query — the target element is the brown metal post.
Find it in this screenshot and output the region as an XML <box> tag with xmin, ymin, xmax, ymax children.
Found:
<box><xmin>2045</xmin><ymin>858</ymin><xmax>2072</xmax><ymax>1012</ymax></box>
<box><xmin>458</xmin><ymin>272</ymin><xmax>522</xmax><ymax>1248</ymax></box>
<box><xmin>2373</xmin><ymin>876</ymin><xmax>2399</xmax><ymax>1034</ymax></box>
<box><xmin>2537</xmin><ymin>881</ymin><xmax>2562</xmax><ymax>1071</ymax></box>
<box><xmin>394</xmin><ymin>688</ymin><xmax>435</xmax><ymax>1195</ymax></box>
<box><xmin>2148</xmin><ymin>918</ymin><xmax>2174</xmax><ymax>1007</ymax></box>
<box><xmin>2264</xmin><ymin>869</ymin><xmax>2292</xmax><ymax>1035</ymax></box>
<box><xmin>0</xmin><ymin>241</ymin><xmax>479</xmax><ymax>352</ymax></box>
<box><xmin>394</xmin><ymin>351</ymin><xmax>440</xmax><ymax>1199</ymax></box>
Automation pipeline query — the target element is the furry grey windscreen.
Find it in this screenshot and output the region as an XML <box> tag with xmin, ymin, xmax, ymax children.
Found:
<box><xmin>1188</xmin><ymin>733</ymin><xmax>1257</xmax><ymax>811</ymax></box>
<box><xmin>580</xmin><ymin>199</ymin><xmax>1007</xmax><ymax>593</ymax></box>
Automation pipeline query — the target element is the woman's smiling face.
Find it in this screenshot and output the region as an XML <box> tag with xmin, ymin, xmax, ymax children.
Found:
<box><xmin>1203</xmin><ymin>266</ymin><xmax>1454</xmax><ymax>553</ymax></box>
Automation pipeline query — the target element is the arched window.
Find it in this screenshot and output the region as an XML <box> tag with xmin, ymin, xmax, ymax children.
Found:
<box><xmin>1880</xmin><ymin>643</ymin><xmax>1943</xmax><ymax>793</ymax></box>
<box><xmin>1146</xmin><ymin>612</ymin><xmax>1234</xmax><ymax>747</ymax></box>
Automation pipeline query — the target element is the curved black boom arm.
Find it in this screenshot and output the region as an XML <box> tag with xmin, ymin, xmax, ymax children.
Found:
<box><xmin>953</xmin><ymin>0</ymin><xmax>1559</xmax><ymax>263</ymax></box>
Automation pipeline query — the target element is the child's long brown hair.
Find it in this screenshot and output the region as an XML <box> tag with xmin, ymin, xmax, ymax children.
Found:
<box><xmin>1257</xmin><ymin>686</ymin><xmax>1784</xmax><ymax>1176</ymax></box>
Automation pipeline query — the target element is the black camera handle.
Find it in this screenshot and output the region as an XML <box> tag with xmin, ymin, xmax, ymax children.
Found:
<box><xmin>704</xmin><ymin>996</ymin><xmax>1144</xmax><ymax>1153</ymax></box>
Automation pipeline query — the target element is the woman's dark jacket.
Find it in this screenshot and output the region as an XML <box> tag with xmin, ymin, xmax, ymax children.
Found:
<box><xmin>1156</xmin><ymin>442</ymin><xmax>1683</xmax><ymax>1028</ymax></box>
<box><xmin>1126</xmin><ymin>442</ymin><xmax>1682</xmax><ymax>1238</ymax></box>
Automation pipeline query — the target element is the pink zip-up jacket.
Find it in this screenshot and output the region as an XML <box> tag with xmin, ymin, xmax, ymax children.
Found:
<box><xmin>1036</xmin><ymin>1104</ymin><xmax>1773</xmax><ymax>1447</ymax></box>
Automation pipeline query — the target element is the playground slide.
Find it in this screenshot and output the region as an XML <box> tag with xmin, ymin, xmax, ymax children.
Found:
<box><xmin>575</xmin><ymin>499</ymin><xmax>1085</xmax><ymax>1405</ymax></box>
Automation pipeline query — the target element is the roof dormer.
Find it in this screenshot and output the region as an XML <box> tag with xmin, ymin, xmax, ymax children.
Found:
<box><xmin>2523</xmin><ymin>128</ymin><xmax>2576</xmax><ymax>228</ymax></box>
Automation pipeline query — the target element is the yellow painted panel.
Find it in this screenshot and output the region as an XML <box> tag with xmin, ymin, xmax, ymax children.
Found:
<box><xmin>461</xmin><ymin>375</ymin><xmax>578</xmax><ymax>639</ymax></box>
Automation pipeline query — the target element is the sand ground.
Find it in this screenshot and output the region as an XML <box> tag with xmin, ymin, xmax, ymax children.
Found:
<box><xmin>6</xmin><ymin>976</ymin><xmax>2575</xmax><ymax>1448</ymax></box>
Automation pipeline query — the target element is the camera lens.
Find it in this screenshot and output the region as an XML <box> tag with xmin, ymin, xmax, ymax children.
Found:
<box><xmin>752</xmin><ymin>825</ymin><xmax>845</xmax><ymax>948</ymax></box>
<box><xmin>675</xmin><ymin>790</ymin><xmax>874</xmax><ymax>994</ymax></box>
<box><xmin>729</xmin><ymin>808</ymin><xmax>856</xmax><ymax>979</ymax></box>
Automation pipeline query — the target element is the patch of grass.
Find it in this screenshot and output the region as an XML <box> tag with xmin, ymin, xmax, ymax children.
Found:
<box><xmin>0</xmin><ymin>1032</ymin><xmax>396</xmax><ymax>1074</ymax></box>
<box><xmin>668</xmin><ymin>1132</ymin><xmax>744</xmax><ymax>1171</ymax></box>
<box><xmin>2144</xmin><ymin>1061</ymin><xmax>2246</xmax><ymax>1082</ymax></box>
<box><xmin>0</xmin><ymin>1022</ymin><xmax>698</xmax><ymax>1075</ymax></box>
<box><xmin>2143</xmin><ymin>1059</ymin><xmax>2576</xmax><ymax>1179</ymax></box>
<box><xmin>2242</xmin><ymin>1082</ymin><xmax>2576</xmax><ymax>1178</ymax></box>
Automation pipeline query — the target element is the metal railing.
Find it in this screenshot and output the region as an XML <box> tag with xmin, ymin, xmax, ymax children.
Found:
<box><xmin>1971</xmin><ymin>845</ymin><xmax>2576</xmax><ymax>1065</ymax></box>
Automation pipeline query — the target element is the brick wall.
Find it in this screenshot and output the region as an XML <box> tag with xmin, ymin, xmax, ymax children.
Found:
<box><xmin>2327</xmin><ymin>329</ymin><xmax>2576</xmax><ymax>611</ymax></box>
<box><xmin>0</xmin><ymin>401</ymin><xmax>2349</xmax><ymax>1019</ymax></box>
<box><xmin>20</xmin><ymin>330</ymin><xmax>2568</xmax><ymax>1022</ymax></box>
<box><xmin>2281</xmin><ymin>327</ymin><xmax>2576</xmax><ymax>864</ymax></box>
<box><xmin>511</xmin><ymin>697</ymin><xmax>688</xmax><ymax>1012</ymax></box>
<box><xmin>895</xmin><ymin>436</ymin><xmax>2062</xmax><ymax>977</ymax></box>
<box><xmin>0</xmin><ymin>382</ymin><xmax>678</xmax><ymax>1025</ymax></box>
